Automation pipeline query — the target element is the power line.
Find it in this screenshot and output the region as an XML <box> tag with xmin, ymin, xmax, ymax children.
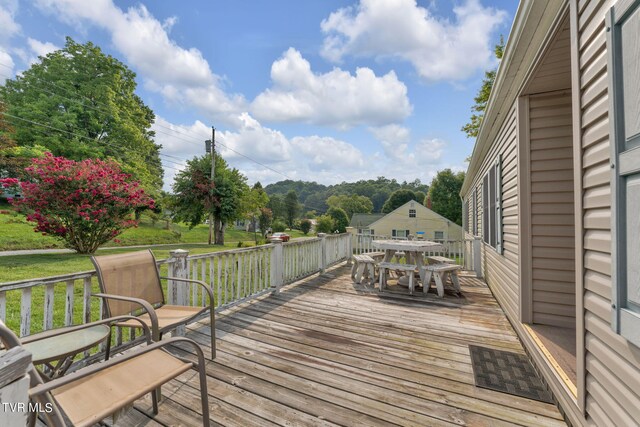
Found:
<box><xmin>0</xmin><ymin>61</ymin><xmax>295</xmax><ymax>180</ymax></box>
<box><xmin>0</xmin><ymin>111</ymin><xmax>187</xmax><ymax>171</ymax></box>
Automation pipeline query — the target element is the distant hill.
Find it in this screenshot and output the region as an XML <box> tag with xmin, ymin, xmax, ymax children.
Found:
<box><xmin>264</xmin><ymin>178</ymin><xmax>429</xmax><ymax>214</ymax></box>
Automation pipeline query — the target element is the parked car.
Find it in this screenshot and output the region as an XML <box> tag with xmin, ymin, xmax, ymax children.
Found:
<box><xmin>268</xmin><ymin>232</ymin><xmax>290</xmax><ymax>242</ymax></box>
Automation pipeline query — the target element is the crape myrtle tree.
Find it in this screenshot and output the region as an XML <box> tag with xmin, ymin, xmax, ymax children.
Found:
<box><xmin>172</xmin><ymin>155</ymin><xmax>249</xmax><ymax>245</ymax></box>
<box><xmin>0</xmin><ymin>37</ymin><xmax>163</xmax><ymax>196</ymax></box>
<box><xmin>0</xmin><ymin>154</ymin><xmax>154</xmax><ymax>254</ymax></box>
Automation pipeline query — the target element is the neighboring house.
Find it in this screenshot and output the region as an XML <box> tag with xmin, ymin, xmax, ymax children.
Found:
<box><xmin>349</xmin><ymin>200</ymin><xmax>463</xmax><ymax>241</ymax></box>
<box><xmin>461</xmin><ymin>1</ymin><xmax>640</xmax><ymax>426</ymax></box>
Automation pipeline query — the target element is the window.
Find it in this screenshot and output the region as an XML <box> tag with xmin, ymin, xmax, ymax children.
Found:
<box><xmin>463</xmin><ymin>199</ymin><xmax>469</xmax><ymax>233</ymax></box>
<box><xmin>608</xmin><ymin>0</ymin><xmax>640</xmax><ymax>346</ymax></box>
<box><xmin>357</xmin><ymin>228</ymin><xmax>374</xmax><ymax>235</ymax></box>
<box><xmin>482</xmin><ymin>156</ymin><xmax>502</xmax><ymax>253</ymax></box>
<box><xmin>409</xmin><ymin>209</ymin><xmax>416</xmax><ymax>218</ymax></box>
<box><xmin>392</xmin><ymin>229</ymin><xmax>409</xmax><ymax>238</ymax></box>
<box><xmin>472</xmin><ymin>188</ymin><xmax>478</xmax><ymax>236</ymax></box>
<box><xmin>434</xmin><ymin>231</ymin><xmax>444</xmax><ymax>240</ymax></box>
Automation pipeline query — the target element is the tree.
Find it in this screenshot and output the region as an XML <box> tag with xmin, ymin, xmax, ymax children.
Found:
<box><xmin>299</xmin><ymin>219</ymin><xmax>312</xmax><ymax>235</ymax></box>
<box><xmin>267</xmin><ymin>194</ymin><xmax>284</xmax><ymax>220</ymax></box>
<box><xmin>381</xmin><ymin>189</ymin><xmax>419</xmax><ymax>213</ymax></box>
<box><xmin>242</xmin><ymin>182</ymin><xmax>269</xmax><ymax>242</ymax></box>
<box><xmin>0</xmin><ymin>37</ymin><xmax>163</xmax><ymax>195</ymax></box>
<box><xmin>315</xmin><ymin>215</ymin><xmax>335</xmax><ymax>234</ymax></box>
<box><xmin>461</xmin><ymin>37</ymin><xmax>505</xmax><ymax>138</ymax></box>
<box><xmin>284</xmin><ymin>190</ymin><xmax>299</xmax><ymax>229</ymax></box>
<box><xmin>258</xmin><ymin>207</ymin><xmax>273</xmax><ymax>235</ymax></box>
<box><xmin>326</xmin><ymin>194</ymin><xmax>373</xmax><ymax>218</ymax></box>
<box><xmin>327</xmin><ymin>207</ymin><xmax>349</xmax><ymax>233</ymax></box>
<box><xmin>172</xmin><ymin>155</ymin><xmax>248</xmax><ymax>245</ymax></box>
<box><xmin>427</xmin><ymin>169</ymin><xmax>466</xmax><ymax>225</ymax></box>
<box><xmin>0</xmin><ymin>153</ymin><xmax>153</xmax><ymax>254</ymax></box>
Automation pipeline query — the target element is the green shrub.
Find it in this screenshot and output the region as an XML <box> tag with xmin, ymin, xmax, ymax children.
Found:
<box><xmin>299</xmin><ymin>219</ymin><xmax>312</xmax><ymax>235</ymax></box>
<box><xmin>315</xmin><ymin>215</ymin><xmax>335</xmax><ymax>234</ymax></box>
<box><xmin>272</xmin><ymin>220</ymin><xmax>286</xmax><ymax>232</ymax></box>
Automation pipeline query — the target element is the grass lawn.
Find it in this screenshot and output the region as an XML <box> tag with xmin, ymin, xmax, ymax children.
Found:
<box><xmin>0</xmin><ymin>206</ymin><xmax>309</xmax><ymax>251</ymax></box>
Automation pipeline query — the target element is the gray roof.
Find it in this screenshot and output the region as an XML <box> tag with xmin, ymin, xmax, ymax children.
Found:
<box><xmin>350</xmin><ymin>213</ymin><xmax>385</xmax><ymax>228</ymax></box>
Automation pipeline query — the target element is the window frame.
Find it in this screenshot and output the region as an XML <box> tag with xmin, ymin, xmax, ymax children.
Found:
<box><xmin>481</xmin><ymin>156</ymin><xmax>503</xmax><ymax>253</ymax></box>
<box><xmin>409</xmin><ymin>209</ymin><xmax>416</xmax><ymax>218</ymax></box>
<box><xmin>607</xmin><ymin>0</ymin><xmax>640</xmax><ymax>346</ymax></box>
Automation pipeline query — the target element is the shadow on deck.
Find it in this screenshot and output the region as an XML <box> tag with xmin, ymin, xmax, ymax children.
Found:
<box><xmin>117</xmin><ymin>264</ymin><xmax>566</xmax><ymax>426</ymax></box>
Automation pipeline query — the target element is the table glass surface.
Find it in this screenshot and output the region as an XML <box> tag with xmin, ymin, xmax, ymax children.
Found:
<box><xmin>22</xmin><ymin>324</ymin><xmax>110</xmax><ymax>364</ymax></box>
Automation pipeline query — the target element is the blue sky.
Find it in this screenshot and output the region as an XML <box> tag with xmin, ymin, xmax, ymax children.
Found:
<box><xmin>0</xmin><ymin>0</ymin><xmax>518</xmax><ymax>191</ymax></box>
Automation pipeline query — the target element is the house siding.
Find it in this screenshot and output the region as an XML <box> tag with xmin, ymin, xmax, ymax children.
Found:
<box><xmin>465</xmin><ymin>104</ymin><xmax>520</xmax><ymax>322</ymax></box>
<box><xmin>575</xmin><ymin>0</ymin><xmax>640</xmax><ymax>425</ymax></box>
<box><xmin>529</xmin><ymin>91</ymin><xmax>576</xmax><ymax>328</ymax></box>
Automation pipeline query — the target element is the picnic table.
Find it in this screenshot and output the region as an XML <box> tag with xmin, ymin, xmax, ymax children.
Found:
<box><xmin>372</xmin><ymin>240</ymin><xmax>446</xmax><ymax>290</ymax></box>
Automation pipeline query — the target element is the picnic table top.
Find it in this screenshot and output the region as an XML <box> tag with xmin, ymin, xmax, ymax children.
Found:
<box><xmin>372</xmin><ymin>239</ymin><xmax>445</xmax><ymax>252</ymax></box>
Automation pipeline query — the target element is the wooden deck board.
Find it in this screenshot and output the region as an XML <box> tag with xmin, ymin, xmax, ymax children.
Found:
<box><xmin>122</xmin><ymin>264</ymin><xmax>566</xmax><ymax>426</ymax></box>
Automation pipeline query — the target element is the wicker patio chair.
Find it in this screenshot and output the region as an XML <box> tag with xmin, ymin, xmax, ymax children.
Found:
<box><xmin>0</xmin><ymin>318</ymin><xmax>211</xmax><ymax>427</ymax></box>
<box><xmin>91</xmin><ymin>250</ymin><xmax>216</xmax><ymax>359</ymax></box>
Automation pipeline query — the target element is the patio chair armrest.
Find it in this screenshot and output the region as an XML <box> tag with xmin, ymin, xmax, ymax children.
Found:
<box><xmin>20</xmin><ymin>315</ymin><xmax>153</xmax><ymax>346</ymax></box>
<box><xmin>161</xmin><ymin>276</ymin><xmax>215</xmax><ymax>305</ymax></box>
<box><xmin>92</xmin><ymin>293</ymin><xmax>159</xmax><ymax>338</ymax></box>
<box><xmin>28</xmin><ymin>336</ymin><xmax>206</xmax><ymax>397</ymax></box>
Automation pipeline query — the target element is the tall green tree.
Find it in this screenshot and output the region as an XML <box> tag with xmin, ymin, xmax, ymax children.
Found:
<box><xmin>0</xmin><ymin>37</ymin><xmax>162</xmax><ymax>195</ymax></box>
<box><xmin>327</xmin><ymin>207</ymin><xmax>349</xmax><ymax>233</ymax></box>
<box><xmin>427</xmin><ymin>169</ymin><xmax>466</xmax><ymax>226</ymax></box>
<box><xmin>381</xmin><ymin>189</ymin><xmax>419</xmax><ymax>213</ymax></box>
<box><xmin>284</xmin><ymin>190</ymin><xmax>299</xmax><ymax>228</ymax></box>
<box><xmin>326</xmin><ymin>194</ymin><xmax>373</xmax><ymax>218</ymax></box>
<box><xmin>172</xmin><ymin>155</ymin><xmax>248</xmax><ymax>244</ymax></box>
<box><xmin>461</xmin><ymin>37</ymin><xmax>505</xmax><ymax>138</ymax></box>
<box><xmin>267</xmin><ymin>194</ymin><xmax>284</xmax><ymax>220</ymax></box>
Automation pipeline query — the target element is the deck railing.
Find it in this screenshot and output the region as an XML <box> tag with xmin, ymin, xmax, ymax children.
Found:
<box><xmin>0</xmin><ymin>233</ymin><xmax>352</xmax><ymax>367</ymax></box>
<box><xmin>351</xmin><ymin>233</ymin><xmax>479</xmax><ymax>270</ymax></box>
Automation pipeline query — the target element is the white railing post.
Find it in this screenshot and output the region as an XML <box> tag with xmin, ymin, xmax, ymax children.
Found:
<box><xmin>270</xmin><ymin>239</ymin><xmax>283</xmax><ymax>293</ymax></box>
<box><xmin>473</xmin><ymin>237</ymin><xmax>483</xmax><ymax>278</ymax></box>
<box><xmin>318</xmin><ymin>233</ymin><xmax>327</xmax><ymax>274</ymax></box>
<box><xmin>168</xmin><ymin>249</ymin><xmax>190</xmax><ymax>305</ymax></box>
<box><xmin>168</xmin><ymin>249</ymin><xmax>189</xmax><ymax>335</ymax></box>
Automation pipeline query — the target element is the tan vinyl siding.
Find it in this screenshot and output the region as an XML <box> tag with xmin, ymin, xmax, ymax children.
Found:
<box><xmin>529</xmin><ymin>92</ymin><xmax>576</xmax><ymax>328</ymax></box>
<box><xmin>465</xmin><ymin>104</ymin><xmax>520</xmax><ymax>322</ymax></box>
<box><xmin>577</xmin><ymin>0</ymin><xmax>640</xmax><ymax>425</ymax></box>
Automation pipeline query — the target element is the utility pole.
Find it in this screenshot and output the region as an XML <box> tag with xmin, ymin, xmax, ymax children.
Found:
<box><xmin>205</xmin><ymin>126</ymin><xmax>215</xmax><ymax>245</ymax></box>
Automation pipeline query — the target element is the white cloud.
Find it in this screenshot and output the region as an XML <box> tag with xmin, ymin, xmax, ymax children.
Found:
<box><xmin>321</xmin><ymin>0</ymin><xmax>506</xmax><ymax>81</ymax></box>
<box><xmin>369</xmin><ymin>124</ymin><xmax>410</xmax><ymax>160</ymax></box>
<box><xmin>26</xmin><ymin>38</ymin><xmax>59</xmax><ymax>64</ymax></box>
<box><xmin>291</xmin><ymin>135</ymin><xmax>365</xmax><ymax>172</ymax></box>
<box><xmin>35</xmin><ymin>0</ymin><xmax>246</xmax><ymax>122</ymax></box>
<box><xmin>251</xmin><ymin>48</ymin><xmax>412</xmax><ymax>129</ymax></box>
<box><xmin>0</xmin><ymin>0</ymin><xmax>19</xmax><ymax>80</ymax></box>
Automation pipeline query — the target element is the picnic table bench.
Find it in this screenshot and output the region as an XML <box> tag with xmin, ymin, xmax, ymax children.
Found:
<box><xmin>351</xmin><ymin>254</ymin><xmax>376</xmax><ymax>284</ymax></box>
<box><xmin>420</xmin><ymin>263</ymin><xmax>462</xmax><ymax>298</ymax></box>
<box><xmin>378</xmin><ymin>262</ymin><xmax>417</xmax><ymax>294</ymax></box>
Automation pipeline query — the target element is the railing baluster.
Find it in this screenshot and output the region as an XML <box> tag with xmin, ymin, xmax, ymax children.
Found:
<box><xmin>64</xmin><ymin>280</ymin><xmax>74</xmax><ymax>326</ymax></box>
<box><xmin>237</xmin><ymin>253</ymin><xmax>242</xmax><ymax>300</ymax></box>
<box><xmin>83</xmin><ymin>277</ymin><xmax>93</xmax><ymax>357</ymax></box>
<box><xmin>216</xmin><ymin>256</ymin><xmax>222</xmax><ymax>307</ymax></box>
<box><xmin>20</xmin><ymin>288</ymin><xmax>31</xmax><ymax>337</ymax></box>
<box><xmin>0</xmin><ymin>291</ymin><xmax>5</xmax><ymax>322</ymax></box>
<box><xmin>43</xmin><ymin>284</ymin><xmax>54</xmax><ymax>331</ymax></box>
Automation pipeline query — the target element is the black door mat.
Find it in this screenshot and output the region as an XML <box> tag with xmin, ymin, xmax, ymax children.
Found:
<box><xmin>469</xmin><ymin>345</ymin><xmax>554</xmax><ymax>404</ymax></box>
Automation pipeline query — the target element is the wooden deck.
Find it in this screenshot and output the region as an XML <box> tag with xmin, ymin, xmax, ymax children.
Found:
<box><xmin>116</xmin><ymin>264</ymin><xmax>567</xmax><ymax>426</ymax></box>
